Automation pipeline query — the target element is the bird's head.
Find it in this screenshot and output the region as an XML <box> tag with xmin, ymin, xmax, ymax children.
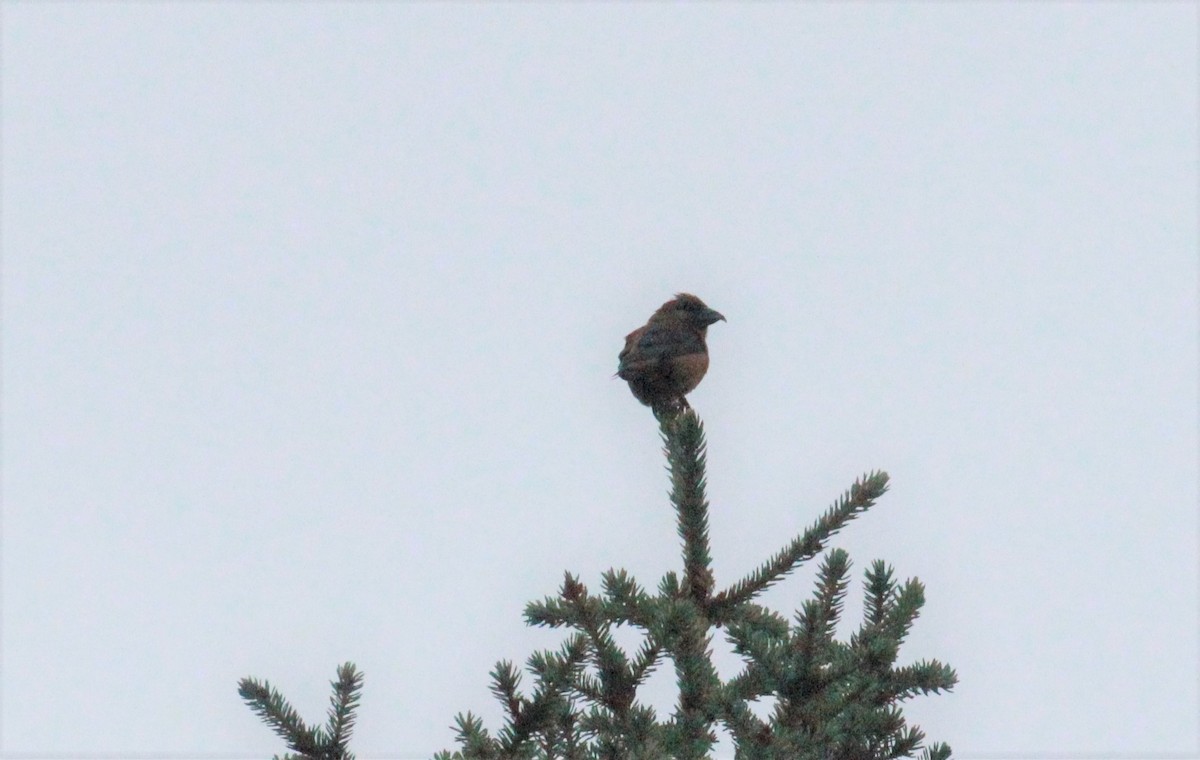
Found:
<box><xmin>659</xmin><ymin>293</ymin><xmax>726</xmax><ymax>328</ymax></box>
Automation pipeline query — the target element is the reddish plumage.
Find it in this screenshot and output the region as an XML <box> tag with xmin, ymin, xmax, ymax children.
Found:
<box><xmin>617</xmin><ymin>293</ymin><xmax>725</xmax><ymax>416</ymax></box>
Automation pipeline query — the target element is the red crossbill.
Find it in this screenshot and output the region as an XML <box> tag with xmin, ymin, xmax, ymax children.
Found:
<box><xmin>617</xmin><ymin>293</ymin><xmax>725</xmax><ymax>416</ymax></box>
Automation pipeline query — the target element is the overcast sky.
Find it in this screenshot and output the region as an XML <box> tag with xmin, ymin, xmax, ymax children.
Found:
<box><xmin>2</xmin><ymin>4</ymin><xmax>1197</xmax><ymax>759</ymax></box>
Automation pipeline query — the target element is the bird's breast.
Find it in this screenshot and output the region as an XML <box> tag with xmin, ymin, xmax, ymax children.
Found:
<box><xmin>667</xmin><ymin>352</ymin><xmax>710</xmax><ymax>395</ymax></box>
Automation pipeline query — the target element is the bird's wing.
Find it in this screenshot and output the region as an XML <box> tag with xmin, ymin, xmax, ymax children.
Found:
<box><xmin>618</xmin><ymin>320</ymin><xmax>705</xmax><ymax>376</ymax></box>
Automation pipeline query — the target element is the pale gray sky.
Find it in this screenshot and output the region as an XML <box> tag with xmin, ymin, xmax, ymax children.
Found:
<box><xmin>2</xmin><ymin>4</ymin><xmax>1196</xmax><ymax>759</ymax></box>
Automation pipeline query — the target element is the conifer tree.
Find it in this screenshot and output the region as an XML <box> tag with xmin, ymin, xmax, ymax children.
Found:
<box><xmin>238</xmin><ymin>662</ymin><xmax>363</xmax><ymax>760</ymax></box>
<box><xmin>240</xmin><ymin>410</ymin><xmax>956</xmax><ymax>760</ymax></box>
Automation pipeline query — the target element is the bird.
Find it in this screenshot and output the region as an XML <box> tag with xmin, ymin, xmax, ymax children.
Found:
<box><xmin>617</xmin><ymin>293</ymin><xmax>725</xmax><ymax>416</ymax></box>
